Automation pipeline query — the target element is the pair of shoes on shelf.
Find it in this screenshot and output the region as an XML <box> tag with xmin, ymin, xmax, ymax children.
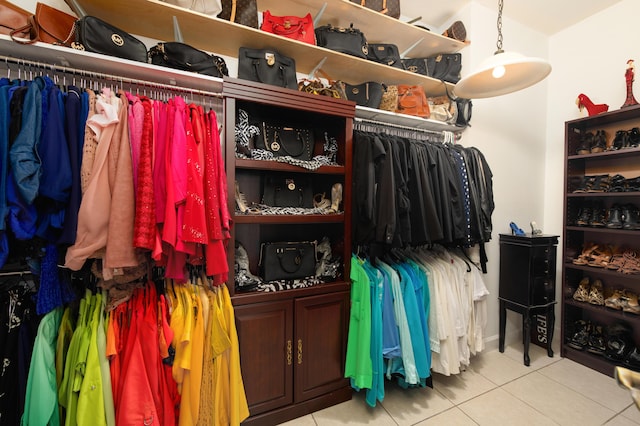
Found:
<box><xmin>234</xmin><ymin>241</ymin><xmax>261</xmax><ymax>292</ymax></box>
<box><xmin>575</xmin><ymin>202</ymin><xmax>606</xmax><ymax>227</ymax></box>
<box><xmin>572</xmin><ymin>277</ymin><xmax>604</xmax><ymax>305</ymax></box>
<box><xmin>576</xmin><ymin>130</ymin><xmax>608</xmax><ymax>154</ymax></box>
<box><xmin>567</xmin><ymin>320</ymin><xmax>605</xmax><ymax>354</ymax></box>
<box><xmin>572</xmin><ymin>242</ymin><xmax>599</xmax><ymax>266</ymax></box>
<box><xmin>509</xmin><ymin>222</ymin><xmax>525</xmax><ymax>236</ymax></box>
<box><xmin>607</xmin><ymin>204</ymin><xmax>640</xmax><ymax>230</ymax></box>
<box><xmin>313</xmin><ymin>183</ymin><xmax>343</xmax><ymax>212</ymax></box>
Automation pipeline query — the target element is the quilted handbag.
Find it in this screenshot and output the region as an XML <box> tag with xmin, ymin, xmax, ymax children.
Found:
<box><xmin>261</xmin><ymin>10</ymin><xmax>315</xmax><ymax>45</ymax></box>
<box><xmin>218</xmin><ymin>0</ymin><xmax>258</xmax><ymax>28</ymax></box>
<box><xmin>257</xmin><ymin>123</ymin><xmax>314</xmax><ymax>161</ymax></box>
<box><xmin>344</xmin><ymin>82</ymin><xmax>384</xmax><ymax>108</ymax></box>
<box><xmin>349</xmin><ymin>0</ymin><xmax>400</xmax><ymax>19</ymax></box>
<box><xmin>238</xmin><ymin>47</ymin><xmax>297</xmax><ymax>89</ymax></box>
<box><xmin>366</xmin><ymin>43</ymin><xmax>402</xmax><ymax>68</ymax></box>
<box><xmin>261</xmin><ymin>175</ymin><xmax>314</xmax><ymax>208</ymax></box>
<box><xmin>149</xmin><ymin>42</ymin><xmax>229</xmax><ymax>77</ymax></box>
<box><xmin>396</xmin><ymin>85</ymin><xmax>430</xmax><ymax>118</ymax></box>
<box><xmin>259</xmin><ymin>240</ymin><xmax>317</xmax><ymax>282</ymax></box>
<box><xmin>314</xmin><ymin>24</ymin><xmax>369</xmax><ymax>59</ymax></box>
<box><xmin>72</xmin><ymin>16</ymin><xmax>148</xmax><ymax>63</ymax></box>
<box><xmin>401</xmin><ymin>58</ymin><xmax>430</xmax><ymax>75</ymax></box>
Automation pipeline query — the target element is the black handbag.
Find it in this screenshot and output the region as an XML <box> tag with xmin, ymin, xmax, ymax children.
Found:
<box><xmin>366</xmin><ymin>43</ymin><xmax>402</xmax><ymax>68</ymax></box>
<box><xmin>314</xmin><ymin>24</ymin><xmax>368</xmax><ymax>59</ymax></box>
<box><xmin>446</xmin><ymin>86</ymin><xmax>472</xmax><ymax>127</ymax></box>
<box><xmin>261</xmin><ymin>175</ymin><xmax>314</xmax><ymax>208</ymax></box>
<box><xmin>71</xmin><ymin>16</ymin><xmax>148</xmax><ymax>63</ymax></box>
<box><xmin>257</xmin><ymin>123</ymin><xmax>314</xmax><ymax>161</ymax></box>
<box><xmin>259</xmin><ymin>241</ymin><xmax>317</xmax><ymax>282</ymax></box>
<box><xmin>238</xmin><ymin>47</ymin><xmax>297</xmax><ymax>89</ymax></box>
<box><xmin>401</xmin><ymin>58</ymin><xmax>430</xmax><ymax>75</ymax></box>
<box><xmin>430</xmin><ymin>53</ymin><xmax>462</xmax><ymax>84</ymax></box>
<box><xmin>149</xmin><ymin>42</ymin><xmax>229</xmax><ymax>77</ymax></box>
<box><xmin>401</xmin><ymin>54</ymin><xmax>462</xmax><ymax>84</ymax></box>
<box><xmin>343</xmin><ymin>82</ymin><xmax>384</xmax><ymax>108</ymax></box>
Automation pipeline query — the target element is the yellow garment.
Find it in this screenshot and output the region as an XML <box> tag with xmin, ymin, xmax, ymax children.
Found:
<box><xmin>196</xmin><ymin>286</ymin><xmax>215</xmax><ymax>426</ymax></box>
<box><xmin>177</xmin><ymin>284</ymin><xmax>205</xmax><ymax>426</ymax></box>
<box><xmin>169</xmin><ymin>283</ymin><xmax>187</xmax><ymax>390</ymax></box>
<box><xmin>214</xmin><ymin>285</ymin><xmax>249</xmax><ymax>425</ymax></box>
<box><xmin>77</xmin><ymin>293</ymin><xmax>107</xmax><ymax>426</ymax></box>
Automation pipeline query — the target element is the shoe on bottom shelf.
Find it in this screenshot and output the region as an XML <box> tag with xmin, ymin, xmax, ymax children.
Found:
<box><xmin>587</xmin><ymin>324</ymin><xmax>606</xmax><ymax>356</ymax></box>
<box><xmin>605</xmin><ymin>322</ymin><xmax>634</xmax><ymax>363</ymax></box>
<box><xmin>567</xmin><ymin>319</ymin><xmax>590</xmax><ymax>350</ymax></box>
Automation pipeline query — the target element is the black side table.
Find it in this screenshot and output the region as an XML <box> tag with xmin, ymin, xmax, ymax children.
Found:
<box><xmin>498</xmin><ymin>233</ymin><xmax>559</xmax><ymax>366</ymax></box>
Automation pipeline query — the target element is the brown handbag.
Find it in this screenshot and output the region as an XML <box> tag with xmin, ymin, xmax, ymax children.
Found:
<box><xmin>10</xmin><ymin>2</ymin><xmax>77</xmax><ymax>45</ymax></box>
<box><xmin>0</xmin><ymin>0</ymin><xmax>30</xmax><ymax>38</ymax></box>
<box><xmin>218</xmin><ymin>0</ymin><xmax>258</xmax><ymax>28</ymax></box>
<box><xmin>396</xmin><ymin>85</ymin><xmax>430</xmax><ymax>118</ymax></box>
<box><xmin>349</xmin><ymin>0</ymin><xmax>400</xmax><ymax>19</ymax></box>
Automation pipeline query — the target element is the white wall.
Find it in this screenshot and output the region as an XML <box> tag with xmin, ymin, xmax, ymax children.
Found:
<box><xmin>453</xmin><ymin>2</ymin><xmax>550</xmax><ymax>349</ymax></box>
<box><xmin>457</xmin><ymin>0</ymin><xmax>640</xmax><ymax>352</ymax></box>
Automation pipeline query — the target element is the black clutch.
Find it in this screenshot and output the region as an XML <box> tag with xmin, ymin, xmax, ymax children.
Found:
<box><xmin>72</xmin><ymin>15</ymin><xmax>148</xmax><ymax>63</ymax></box>
<box><xmin>149</xmin><ymin>42</ymin><xmax>228</xmax><ymax>77</ymax></box>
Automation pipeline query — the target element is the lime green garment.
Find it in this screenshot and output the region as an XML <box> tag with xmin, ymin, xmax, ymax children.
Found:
<box><xmin>344</xmin><ymin>256</ymin><xmax>373</xmax><ymax>390</ymax></box>
<box><xmin>76</xmin><ymin>292</ymin><xmax>107</xmax><ymax>426</ymax></box>
<box><xmin>96</xmin><ymin>291</ymin><xmax>115</xmax><ymax>426</ymax></box>
<box><xmin>21</xmin><ymin>307</ymin><xmax>63</xmax><ymax>426</ymax></box>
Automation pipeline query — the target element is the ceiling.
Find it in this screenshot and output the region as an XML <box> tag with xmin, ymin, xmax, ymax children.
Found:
<box><xmin>401</xmin><ymin>0</ymin><xmax>622</xmax><ymax>35</ymax></box>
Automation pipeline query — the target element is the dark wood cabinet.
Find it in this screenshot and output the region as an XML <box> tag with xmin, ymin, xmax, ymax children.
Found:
<box><xmin>561</xmin><ymin>105</ymin><xmax>640</xmax><ymax>377</ymax></box>
<box><xmin>499</xmin><ymin>234</ymin><xmax>558</xmax><ymax>366</ymax></box>
<box><xmin>223</xmin><ymin>78</ymin><xmax>354</xmax><ymax>424</ymax></box>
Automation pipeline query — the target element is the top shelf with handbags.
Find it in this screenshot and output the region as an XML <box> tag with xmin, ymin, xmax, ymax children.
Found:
<box><xmin>73</xmin><ymin>0</ymin><xmax>466</xmax><ymax>96</ymax></box>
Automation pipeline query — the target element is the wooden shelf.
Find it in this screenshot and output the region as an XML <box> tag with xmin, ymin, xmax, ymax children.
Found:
<box><xmin>567</xmin><ymin>192</ymin><xmax>640</xmax><ymax>198</ymax></box>
<box><xmin>564</xmin><ymin>298</ymin><xmax>640</xmax><ymax>322</ymax></box>
<box><xmin>236</xmin><ymin>159</ymin><xmax>345</xmax><ymax>174</ymax></box>
<box><xmin>355</xmin><ymin>106</ymin><xmax>462</xmax><ymax>132</ymax></box>
<box><xmin>234</xmin><ymin>214</ymin><xmax>344</xmax><ymax>224</ymax></box>
<box><xmin>564</xmin><ymin>263</ymin><xmax>640</xmax><ymax>284</ymax></box>
<box><xmin>74</xmin><ymin>0</ymin><xmax>462</xmax><ymax>96</ymax></box>
<box><xmin>568</xmin><ymin>147</ymin><xmax>640</xmax><ymax>160</ymax></box>
<box><xmin>565</xmin><ymin>226</ymin><xmax>640</xmax><ymax>235</ymax></box>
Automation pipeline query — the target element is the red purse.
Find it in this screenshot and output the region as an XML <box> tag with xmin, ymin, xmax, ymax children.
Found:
<box><xmin>260</xmin><ymin>10</ymin><xmax>315</xmax><ymax>45</ymax></box>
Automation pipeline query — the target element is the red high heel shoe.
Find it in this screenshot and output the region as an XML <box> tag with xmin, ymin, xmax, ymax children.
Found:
<box><xmin>576</xmin><ymin>93</ymin><xmax>609</xmax><ymax>116</ymax></box>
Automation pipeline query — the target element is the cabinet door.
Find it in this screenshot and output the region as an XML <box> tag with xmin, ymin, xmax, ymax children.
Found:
<box><xmin>234</xmin><ymin>300</ymin><xmax>294</xmax><ymax>415</ymax></box>
<box><xmin>294</xmin><ymin>291</ymin><xmax>350</xmax><ymax>402</ymax></box>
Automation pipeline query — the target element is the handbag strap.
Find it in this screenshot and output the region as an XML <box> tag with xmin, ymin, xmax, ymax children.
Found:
<box><xmin>230</xmin><ymin>0</ymin><xmax>237</xmax><ymax>22</ymax></box>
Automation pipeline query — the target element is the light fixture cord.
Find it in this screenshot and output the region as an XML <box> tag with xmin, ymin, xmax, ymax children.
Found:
<box><xmin>495</xmin><ymin>0</ymin><xmax>504</xmax><ymax>54</ymax></box>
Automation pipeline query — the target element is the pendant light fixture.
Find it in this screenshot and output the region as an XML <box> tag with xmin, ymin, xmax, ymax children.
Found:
<box><xmin>454</xmin><ymin>0</ymin><xmax>551</xmax><ymax>98</ymax></box>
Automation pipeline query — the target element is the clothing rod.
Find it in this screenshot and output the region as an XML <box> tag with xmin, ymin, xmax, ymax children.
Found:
<box><xmin>0</xmin><ymin>269</ymin><xmax>31</xmax><ymax>277</ymax></box>
<box><xmin>353</xmin><ymin>116</ymin><xmax>460</xmax><ymax>137</ymax></box>
<box><xmin>0</xmin><ymin>54</ymin><xmax>223</xmax><ymax>99</ymax></box>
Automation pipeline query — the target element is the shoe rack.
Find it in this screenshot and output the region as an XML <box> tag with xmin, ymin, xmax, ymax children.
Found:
<box><xmin>562</xmin><ymin>105</ymin><xmax>640</xmax><ymax>377</ymax></box>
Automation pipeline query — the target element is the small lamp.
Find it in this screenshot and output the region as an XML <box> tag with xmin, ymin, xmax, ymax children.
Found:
<box><xmin>454</xmin><ymin>0</ymin><xmax>551</xmax><ymax>99</ymax></box>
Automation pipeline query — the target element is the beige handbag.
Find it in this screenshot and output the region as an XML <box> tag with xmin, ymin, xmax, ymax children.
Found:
<box><xmin>162</xmin><ymin>0</ymin><xmax>222</xmax><ymax>16</ymax></box>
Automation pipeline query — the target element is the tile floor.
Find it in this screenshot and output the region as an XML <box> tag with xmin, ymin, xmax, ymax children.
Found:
<box><xmin>279</xmin><ymin>343</ymin><xmax>640</xmax><ymax>426</ymax></box>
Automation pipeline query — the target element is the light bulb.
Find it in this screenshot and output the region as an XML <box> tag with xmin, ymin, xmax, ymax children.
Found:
<box><xmin>492</xmin><ymin>65</ymin><xmax>506</xmax><ymax>78</ymax></box>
